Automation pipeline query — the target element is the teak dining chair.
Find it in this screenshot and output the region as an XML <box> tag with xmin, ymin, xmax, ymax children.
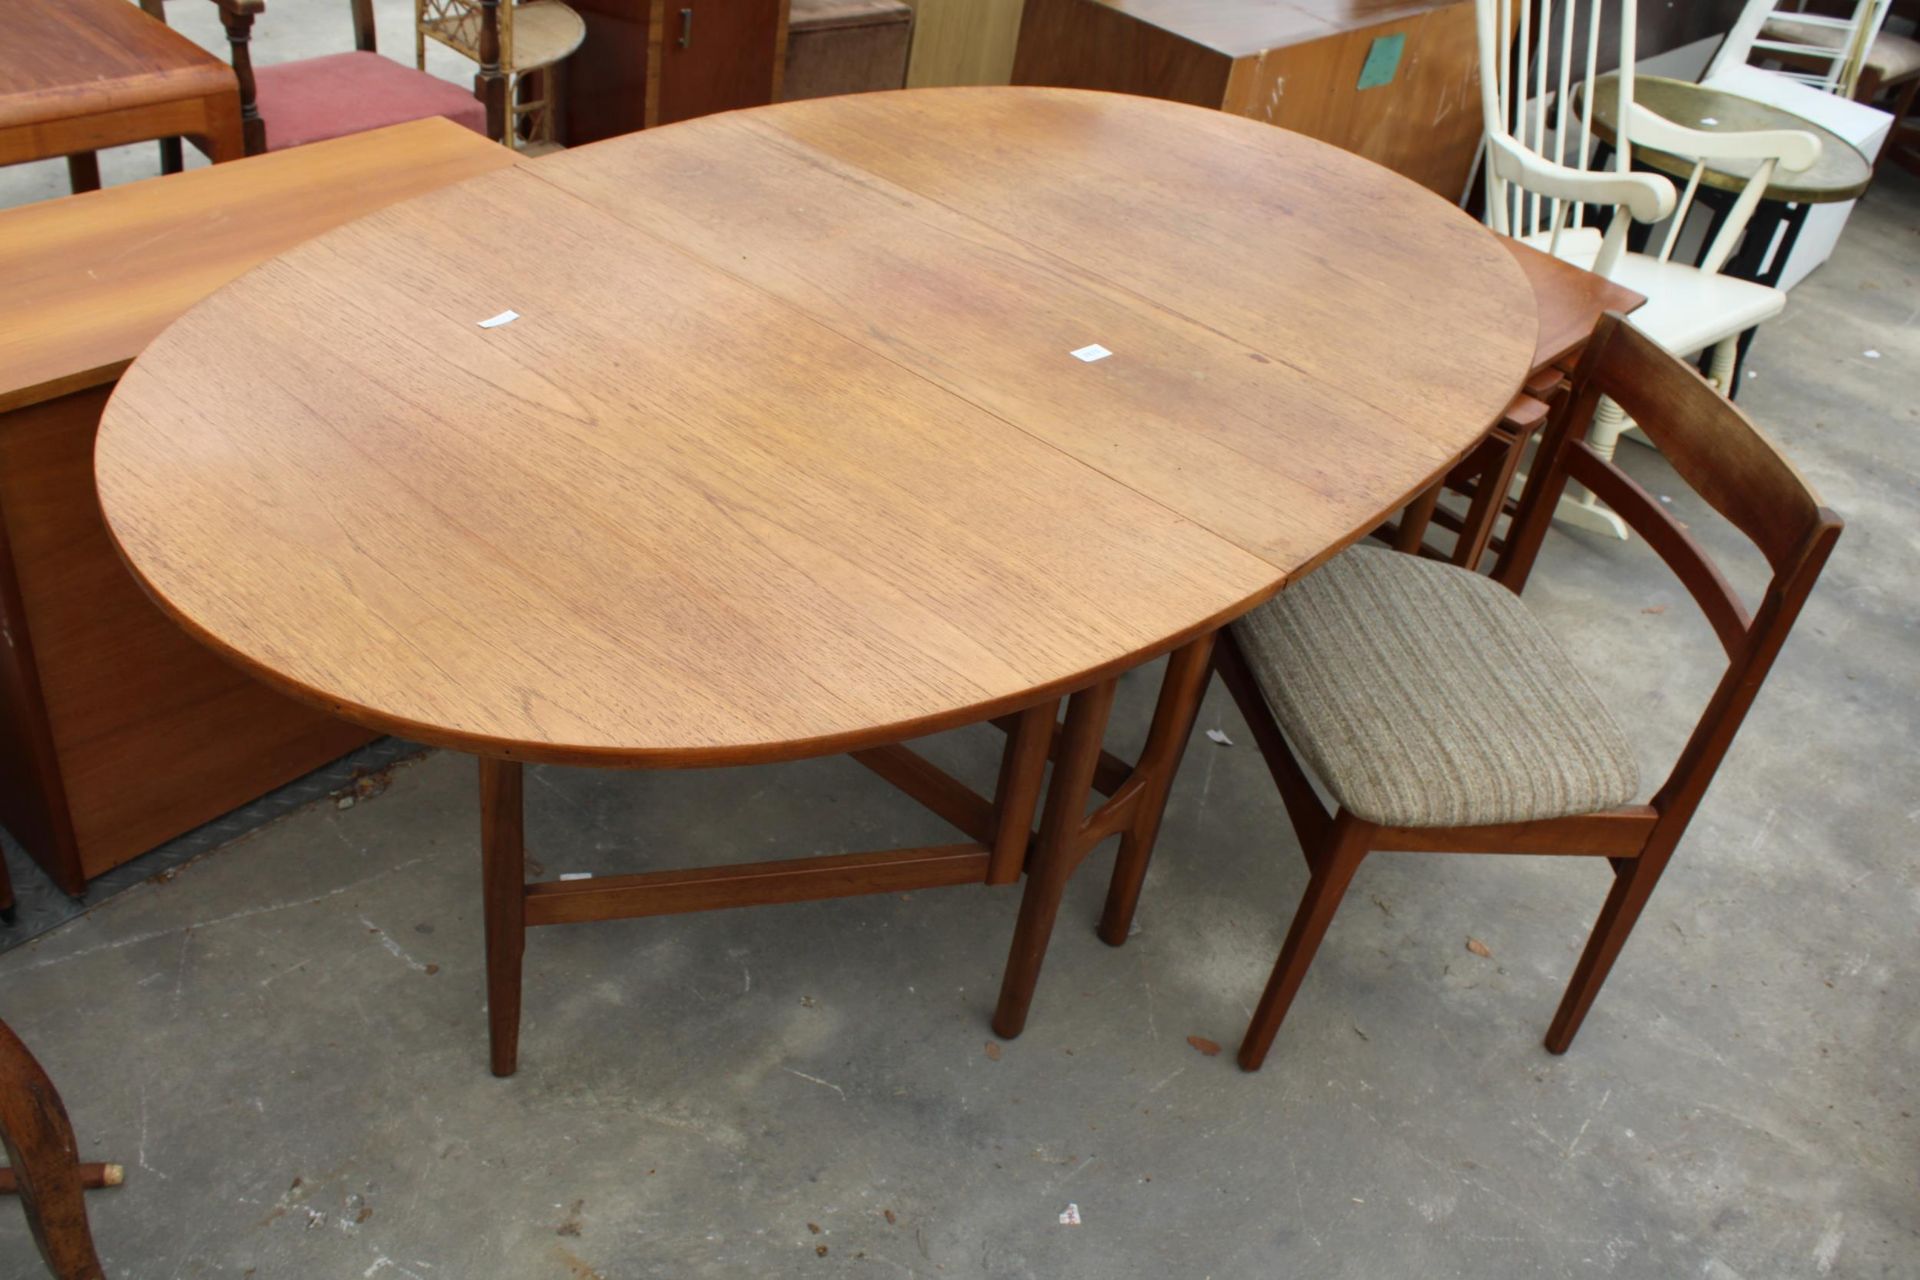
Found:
<box><xmin>1478</xmin><ymin>0</ymin><xmax>1823</xmax><ymax>539</ymax></box>
<box><xmin>1102</xmin><ymin>315</ymin><xmax>1842</xmax><ymax>1071</ymax></box>
<box><xmin>208</xmin><ymin>0</ymin><xmax>496</xmax><ymax>153</ymax></box>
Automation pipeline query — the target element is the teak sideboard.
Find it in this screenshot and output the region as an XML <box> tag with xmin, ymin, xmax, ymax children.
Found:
<box><xmin>1012</xmin><ymin>0</ymin><xmax>1486</xmax><ymax>199</ymax></box>
<box><xmin>0</xmin><ymin>118</ymin><xmax>518</xmax><ymax>895</ymax></box>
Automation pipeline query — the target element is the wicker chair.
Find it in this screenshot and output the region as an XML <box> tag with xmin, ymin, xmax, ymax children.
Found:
<box><xmin>417</xmin><ymin>0</ymin><xmax>585</xmax><ymax>150</ymax></box>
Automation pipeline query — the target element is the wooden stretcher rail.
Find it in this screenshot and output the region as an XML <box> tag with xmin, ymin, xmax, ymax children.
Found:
<box><xmin>522</xmin><ymin>843</ymin><xmax>992</xmax><ymax>925</ymax></box>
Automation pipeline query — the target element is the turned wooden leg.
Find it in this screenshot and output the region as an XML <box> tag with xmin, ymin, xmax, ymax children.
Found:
<box><xmin>1238</xmin><ymin>811</ymin><xmax>1374</xmax><ymax>1072</ymax></box>
<box><xmin>480</xmin><ymin>757</ymin><xmax>526</xmax><ymax>1078</ymax></box>
<box><xmin>1545</xmin><ymin>846</ymin><xmax>1674</xmax><ymax>1054</ymax></box>
<box><xmin>991</xmin><ymin>678</ymin><xmax>1118</xmax><ymax>1040</ymax></box>
<box><xmin>0</xmin><ymin>847</ymin><xmax>15</xmax><ymax>925</ymax></box>
<box><xmin>0</xmin><ymin>1019</ymin><xmax>109</xmax><ymax>1280</ymax></box>
<box><xmin>1099</xmin><ymin>634</ymin><xmax>1215</xmax><ymax>945</ymax></box>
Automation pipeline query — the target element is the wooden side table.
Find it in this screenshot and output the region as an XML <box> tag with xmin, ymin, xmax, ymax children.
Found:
<box><xmin>0</xmin><ymin>0</ymin><xmax>245</xmax><ymax>192</ymax></box>
<box><xmin>0</xmin><ymin>119</ymin><xmax>519</xmax><ymax>896</ymax></box>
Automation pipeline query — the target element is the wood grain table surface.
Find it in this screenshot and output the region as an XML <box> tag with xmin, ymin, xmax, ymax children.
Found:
<box><xmin>0</xmin><ymin>0</ymin><xmax>243</xmax><ymax>172</ymax></box>
<box><xmin>96</xmin><ymin>87</ymin><xmax>1537</xmax><ymax>769</ymax></box>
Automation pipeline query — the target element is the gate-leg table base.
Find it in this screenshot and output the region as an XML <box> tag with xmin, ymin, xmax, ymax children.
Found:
<box><xmin>476</xmin><ymin>634</ymin><xmax>1218</xmax><ymax>1076</ymax></box>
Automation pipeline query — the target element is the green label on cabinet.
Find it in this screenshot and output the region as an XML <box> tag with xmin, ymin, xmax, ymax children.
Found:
<box><xmin>1357</xmin><ymin>33</ymin><xmax>1406</xmax><ymax>91</ymax></box>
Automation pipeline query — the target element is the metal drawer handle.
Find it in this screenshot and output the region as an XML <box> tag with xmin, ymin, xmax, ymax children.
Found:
<box><xmin>677</xmin><ymin>7</ymin><xmax>692</xmax><ymax>47</ymax></box>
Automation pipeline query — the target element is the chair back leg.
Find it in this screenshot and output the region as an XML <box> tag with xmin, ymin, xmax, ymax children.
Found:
<box><xmin>1238</xmin><ymin>811</ymin><xmax>1376</xmax><ymax>1071</ymax></box>
<box><xmin>0</xmin><ymin>1020</ymin><xmax>108</xmax><ymax>1280</ymax></box>
<box><xmin>1545</xmin><ymin>842</ymin><xmax>1677</xmax><ymax>1053</ymax></box>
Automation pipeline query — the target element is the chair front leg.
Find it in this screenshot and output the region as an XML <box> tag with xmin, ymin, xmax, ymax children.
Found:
<box><xmin>1238</xmin><ymin>810</ymin><xmax>1375</xmax><ymax>1071</ymax></box>
<box><xmin>1705</xmin><ymin>337</ymin><xmax>1739</xmax><ymax>395</ymax></box>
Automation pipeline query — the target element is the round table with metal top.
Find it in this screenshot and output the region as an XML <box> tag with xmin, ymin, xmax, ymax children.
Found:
<box><xmin>95</xmin><ymin>87</ymin><xmax>1536</xmax><ymax>1077</ymax></box>
<box><xmin>1585</xmin><ymin>72</ymin><xmax>1873</xmax><ymax>205</ymax></box>
<box><xmin>1581</xmin><ymin>72</ymin><xmax>1873</xmax><ymax>385</ymax></box>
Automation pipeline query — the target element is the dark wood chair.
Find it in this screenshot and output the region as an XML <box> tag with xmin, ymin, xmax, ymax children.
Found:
<box><xmin>208</xmin><ymin>0</ymin><xmax>502</xmax><ymax>154</ymax></box>
<box><xmin>0</xmin><ymin>1018</ymin><xmax>122</xmax><ymax>1279</ymax></box>
<box><xmin>0</xmin><ymin>849</ymin><xmax>14</xmax><ymax>925</ymax></box>
<box><xmin>1105</xmin><ymin>314</ymin><xmax>1843</xmax><ymax>1070</ymax></box>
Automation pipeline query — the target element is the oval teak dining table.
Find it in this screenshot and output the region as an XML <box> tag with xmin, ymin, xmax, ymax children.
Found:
<box><xmin>96</xmin><ymin>87</ymin><xmax>1538</xmax><ymax>1075</ymax></box>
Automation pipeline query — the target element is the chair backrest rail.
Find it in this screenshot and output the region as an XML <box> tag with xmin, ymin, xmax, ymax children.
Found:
<box><xmin>1563</xmin><ymin>442</ymin><xmax>1755</xmax><ymax>657</ymax></box>
<box><xmin>1495</xmin><ymin>313</ymin><xmax>1843</xmax><ymax>829</ymax></box>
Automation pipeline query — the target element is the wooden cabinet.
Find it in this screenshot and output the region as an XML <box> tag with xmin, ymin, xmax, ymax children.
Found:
<box><xmin>1012</xmin><ymin>0</ymin><xmax>1487</xmax><ymax>200</ymax></box>
<box><xmin>0</xmin><ymin>119</ymin><xmax>518</xmax><ymax>893</ymax></box>
<box><xmin>783</xmin><ymin>0</ymin><xmax>912</xmax><ymax>100</ymax></box>
<box><xmin>560</xmin><ymin>0</ymin><xmax>790</xmax><ymax>144</ymax></box>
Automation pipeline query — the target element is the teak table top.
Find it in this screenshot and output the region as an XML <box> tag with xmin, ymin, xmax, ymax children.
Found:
<box><xmin>0</xmin><ymin>119</ymin><xmax>520</xmax><ymax>416</ymax></box>
<box><xmin>0</xmin><ymin>0</ymin><xmax>235</xmax><ymax>133</ymax></box>
<box><xmin>96</xmin><ymin>87</ymin><xmax>1536</xmax><ymax>768</ymax></box>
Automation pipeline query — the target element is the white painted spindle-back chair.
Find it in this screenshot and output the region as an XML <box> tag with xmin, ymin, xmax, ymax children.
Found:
<box><xmin>1707</xmin><ymin>0</ymin><xmax>1893</xmax><ymax>99</ymax></box>
<box><xmin>1476</xmin><ymin>0</ymin><xmax>1823</xmax><ymax>539</ymax></box>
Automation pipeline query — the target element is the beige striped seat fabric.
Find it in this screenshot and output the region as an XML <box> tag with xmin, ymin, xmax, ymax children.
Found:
<box><xmin>1231</xmin><ymin>545</ymin><xmax>1640</xmax><ymax>828</ymax></box>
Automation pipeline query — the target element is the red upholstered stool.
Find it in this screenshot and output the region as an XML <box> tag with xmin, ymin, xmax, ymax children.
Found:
<box><xmin>254</xmin><ymin>50</ymin><xmax>488</xmax><ymax>150</ymax></box>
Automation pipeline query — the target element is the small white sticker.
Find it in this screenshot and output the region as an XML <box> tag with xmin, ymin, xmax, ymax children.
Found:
<box><xmin>1058</xmin><ymin>1204</ymin><xmax>1082</xmax><ymax>1226</ymax></box>
<box><xmin>478</xmin><ymin>310</ymin><xmax>520</xmax><ymax>328</ymax></box>
<box><xmin>1863</xmin><ymin>349</ymin><xmax>1881</xmax><ymax>359</ymax></box>
<box><xmin>1205</xmin><ymin>728</ymin><xmax>1234</xmax><ymax>746</ymax></box>
<box><xmin>558</xmin><ymin>872</ymin><xmax>593</xmax><ymax>881</ymax></box>
<box><xmin>1700</xmin><ymin>116</ymin><xmax>1718</xmax><ymax>125</ymax></box>
<box><xmin>1070</xmin><ymin>344</ymin><xmax>1112</xmax><ymax>363</ymax></box>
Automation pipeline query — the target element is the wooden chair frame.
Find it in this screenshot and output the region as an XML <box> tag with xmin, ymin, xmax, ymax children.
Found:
<box><xmin>1105</xmin><ymin>314</ymin><xmax>1842</xmax><ymax>1071</ymax></box>
<box><xmin>209</xmin><ymin>0</ymin><xmax>507</xmax><ymax>152</ymax></box>
<box><xmin>0</xmin><ymin>1019</ymin><xmax>122</xmax><ymax>1280</ymax></box>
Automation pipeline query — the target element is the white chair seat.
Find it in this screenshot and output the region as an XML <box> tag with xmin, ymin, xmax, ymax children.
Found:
<box><xmin>1520</xmin><ymin>227</ymin><xmax>1787</xmax><ymax>357</ymax></box>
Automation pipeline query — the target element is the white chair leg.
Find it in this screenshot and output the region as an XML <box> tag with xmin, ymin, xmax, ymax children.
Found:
<box><xmin>1705</xmin><ymin>337</ymin><xmax>1739</xmax><ymax>393</ymax></box>
<box><xmin>1552</xmin><ymin>395</ymin><xmax>1632</xmax><ymax>540</ymax></box>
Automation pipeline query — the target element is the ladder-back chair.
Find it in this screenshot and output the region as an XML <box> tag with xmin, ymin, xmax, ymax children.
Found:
<box><xmin>1708</xmin><ymin>0</ymin><xmax>1894</xmax><ymax>98</ymax></box>
<box><xmin>1103</xmin><ymin>316</ymin><xmax>1842</xmax><ymax>1070</ymax></box>
<box><xmin>1478</xmin><ymin>0</ymin><xmax>1822</xmax><ymax>539</ymax></box>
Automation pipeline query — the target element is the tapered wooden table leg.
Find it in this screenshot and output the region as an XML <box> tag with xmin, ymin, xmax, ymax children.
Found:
<box><xmin>1099</xmin><ymin>633</ymin><xmax>1215</xmax><ymax>945</ymax></box>
<box><xmin>480</xmin><ymin>757</ymin><xmax>526</xmax><ymax>1078</ymax></box>
<box><xmin>992</xmin><ymin>677</ymin><xmax>1118</xmax><ymax>1040</ymax></box>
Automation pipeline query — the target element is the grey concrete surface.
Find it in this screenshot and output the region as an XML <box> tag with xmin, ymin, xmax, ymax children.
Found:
<box><xmin>1</xmin><ymin>12</ymin><xmax>1917</xmax><ymax>1276</ymax></box>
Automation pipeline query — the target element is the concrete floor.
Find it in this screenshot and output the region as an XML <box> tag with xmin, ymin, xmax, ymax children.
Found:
<box><xmin>2</xmin><ymin>16</ymin><xmax>1918</xmax><ymax>1279</ymax></box>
